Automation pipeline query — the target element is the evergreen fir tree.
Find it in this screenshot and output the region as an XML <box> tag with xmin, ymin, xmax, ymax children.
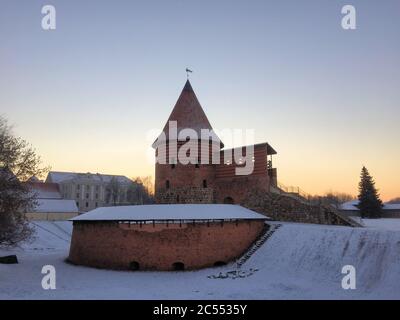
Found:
<box><xmin>357</xmin><ymin>166</ymin><xmax>383</xmax><ymax>218</ymax></box>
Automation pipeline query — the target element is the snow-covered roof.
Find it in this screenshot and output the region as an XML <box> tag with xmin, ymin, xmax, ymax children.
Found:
<box><xmin>33</xmin><ymin>199</ymin><xmax>79</xmax><ymax>213</ymax></box>
<box><xmin>27</xmin><ymin>182</ymin><xmax>62</xmax><ymax>199</ymax></box>
<box><xmin>71</xmin><ymin>204</ymin><xmax>268</xmax><ymax>221</ymax></box>
<box><xmin>46</xmin><ymin>171</ymin><xmax>132</xmax><ymax>184</ymax></box>
<box><xmin>339</xmin><ymin>200</ymin><xmax>400</xmax><ymax>211</ymax></box>
<box><xmin>383</xmin><ymin>203</ymin><xmax>400</xmax><ymax>210</ymax></box>
<box><xmin>339</xmin><ymin>200</ymin><xmax>359</xmax><ymax>211</ymax></box>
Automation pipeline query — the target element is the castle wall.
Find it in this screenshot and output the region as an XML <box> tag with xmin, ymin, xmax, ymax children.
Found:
<box><xmin>68</xmin><ymin>220</ymin><xmax>265</xmax><ymax>271</ymax></box>
<box><xmin>155</xmin><ymin>142</ymin><xmax>272</xmax><ymax>205</ymax></box>
<box><xmin>214</xmin><ymin>175</ymin><xmax>270</xmax><ymax>205</ymax></box>
<box><xmin>156</xmin><ymin>187</ymin><xmax>214</xmax><ymax>204</ymax></box>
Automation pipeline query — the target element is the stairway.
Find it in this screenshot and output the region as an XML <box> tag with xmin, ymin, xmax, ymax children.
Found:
<box><xmin>50</xmin><ymin>221</ymin><xmax>72</xmax><ymax>237</ymax></box>
<box><xmin>329</xmin><ymin>207</ymin><xmax>364</xmax><ymax>228</ymax></box>
<box><xmin>236</xmin><ymin>223</ymin><xmax>282</xmax><ymax>268</ymax></box>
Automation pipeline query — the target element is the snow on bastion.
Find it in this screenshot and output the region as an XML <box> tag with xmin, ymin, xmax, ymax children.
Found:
<box><xmin>68</xmin><ymin>204</ymin><xmax>268</xmax><ymax>271</ymax></box>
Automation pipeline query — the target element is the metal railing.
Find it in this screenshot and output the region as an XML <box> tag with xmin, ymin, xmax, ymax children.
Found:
<box><xmin>277</xmin><ymin>182</ymin><xmax>309</xmax><ymax>199</ymax></box>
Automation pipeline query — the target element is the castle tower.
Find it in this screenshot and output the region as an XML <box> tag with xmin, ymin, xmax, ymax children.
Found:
<box><xmin>152</xmin><ymin>80</ymin><xmax>222</xmax><ymax>204</ymax></box>
<box><xmin>153</xmin><ymin>79</ymin><xmax>278</xmax><ymax>205</ymax></box>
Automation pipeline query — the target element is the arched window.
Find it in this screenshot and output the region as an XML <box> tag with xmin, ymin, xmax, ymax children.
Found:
<box><xmin>223</xmin><ymin>197</ymin><xmax>234</xmax><ymax>204</ymax></box>
<box><xmin>172</xmin><ymin>262</ymin><xmax>185</xmax><ymax>271</ymax></box>
<box><xmin>166</xmin><ymin>180</ymin><xmax>170</xmax><ymax>189</ymax></box>
<box><xmin>129</xmin><ymin>261</ymin><xmax>140</xmax><ymax>271</ymax></box>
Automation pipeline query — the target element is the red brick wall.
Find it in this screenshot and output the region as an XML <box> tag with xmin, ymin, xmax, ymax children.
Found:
<box><xmin>215</xmin><ymin>175</ymin><xmax>270</xmax><ymax>204</ymax></box>
<box><xmin>154</xmin><ymin>141</ymin><xmax>272</xmax><ymax>205</ymax></box>
<box><xmin>68</xmin><ymin>220</ymin><xmax>265</xmax><ymax>271</ymax></box>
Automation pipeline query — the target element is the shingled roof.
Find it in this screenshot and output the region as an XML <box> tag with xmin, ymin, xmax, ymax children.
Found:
<box><xmin>153</xmin><ymin>80</ymin><xmax>222</xmax><ymax>147</ymax></box>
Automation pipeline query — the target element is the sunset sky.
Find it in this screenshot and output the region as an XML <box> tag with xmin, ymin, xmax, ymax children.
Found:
<box><xmin>1</xmin><ymin>0</ymin><xmax>399</xmax><ymax>200</ymax></box>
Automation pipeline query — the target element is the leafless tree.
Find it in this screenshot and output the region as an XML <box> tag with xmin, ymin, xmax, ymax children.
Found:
<box><xmin>387</xmin><ymin>197</ymin><xmax>400</xmax><ymax>204</ymax></box>
<box><xmin>126</xmin><ymin>177</ymin><xmax>155</xmax><ymax>205</ymax></box>
<box><xmin>0</xmin><ymin>116</ymin><xmax>49</xmax><ymax>247</ymax></box>
<box><xmin>105</xmin><ymin>177</ymin><xmax>121</xmax><ymax>206</ymax></box>
<box><xmin>308</xmin><ymin>192</ymin><xmax>355</xmax><ymax>208</ymax></box>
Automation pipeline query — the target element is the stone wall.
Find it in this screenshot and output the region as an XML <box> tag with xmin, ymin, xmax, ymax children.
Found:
<box><xmin>242</xmin><ymin>190</ymin><xmax>355</xmax><ymax>226</ymax></box>
<box><xmin>156</xmin><ymin>187</ymin><xmax>214</xmax><ymax>204</ymax></box>
<box><xmin>68</xmin><ymin>220</ymin><xmax>265</xmax><ymax>271</ymax></box>
<box><xmin>25</xmin><ymin>212</ymin><xmax>78</xmax><ymax>221</ymax></box>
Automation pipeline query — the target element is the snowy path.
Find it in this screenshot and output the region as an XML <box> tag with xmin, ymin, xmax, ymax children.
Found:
<box><xmin>1</xmin><ymin>221</ymin><xmax>399</xmax><ymax>299</ymax></box>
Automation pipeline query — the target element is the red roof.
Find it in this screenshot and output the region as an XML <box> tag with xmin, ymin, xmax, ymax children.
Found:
<box><xmin>153</xmin><ymin>80</ymin><xmax>222</xmax><ymax>147</ymax></box>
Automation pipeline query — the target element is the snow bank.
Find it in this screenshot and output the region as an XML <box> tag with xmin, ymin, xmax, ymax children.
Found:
<box><xmin>362</xmin><ymin>218</ymin><xmax>400</xmax><ymax>231</ymax></box>
<box><xmin>244</xmin><ymin>223</ymin><xmax>400</xmax><ymax>298</ymax></box>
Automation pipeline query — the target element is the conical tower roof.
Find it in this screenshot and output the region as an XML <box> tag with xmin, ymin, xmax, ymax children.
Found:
<box><xmin>153</xmin><ymin>80</ymin><xmax>222</xmax><ymax>147</ymax></box>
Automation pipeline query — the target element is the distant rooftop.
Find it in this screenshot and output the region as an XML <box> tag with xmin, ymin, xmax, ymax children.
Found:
<box><xmin>27</xmin><ymin>182</ymin><xmax>62</xmax><ymax>199</ymax></box>
<box><xmin>339</xmin><ymin>200</ymin><xmax>400</xmax><ymax>211</ymax></box>
<box><xmin>71</xmin><ymin>204</ymin><xmax>268</xmax><ymax>222</ymax></box>
<box><xmin>46</xmin><ymin>171</ymin><xmax>132</xmax><ymax>184</ymax></box>
<box><xmin>33</xmin><ymin>199</ymin><xmax>79</xmax><ymax>213</ymax></box>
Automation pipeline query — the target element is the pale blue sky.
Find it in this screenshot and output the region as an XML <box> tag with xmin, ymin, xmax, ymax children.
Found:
<box><xmin>0</xmin><ymin>1</ymin><xmax>399</xmax><ymax>199</ymax></box>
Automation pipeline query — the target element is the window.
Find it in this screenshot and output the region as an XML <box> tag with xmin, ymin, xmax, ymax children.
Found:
<box><xmin>172</xmin><ymin>262</ymin><xmax>185</xmax><ymax>271</ymax></box>
<box><xmin>224</xmin><ymin>197</ymin><xmax>234</xmax><ymax>204</ymax></box>
<box><xmin>95</xmin><ymin>193</ymin><xmax>99</xmax><ymax>199</ymax></box>
<box><xmin>176</xmin><ymin>195</ymin><xmax>180</xmax><ymax>203</ymax></box>
<box><xmin>76</xmin><ymin>193</ymin><xmax>80</xmax><ymax>198</ymax></box>
<box><xmin>166</xmin><ymin>180</ymin><xmax>170</xmax><ymax>189</ymax></box>
<box><xmin>85</xmin><ymin>202</ymin><xmax>89</xmax><ymax>208</ymax></box>
<box><xmin>86</xmin><ymin>193</ymin><xmax>89</xmax><ymax>199</ymax></box>
<box><xmin>76</xmin><ymin>201</ymin><xmax>79</xmax><ymax>207</ymax></box>
<box><xmin>77</xmin><ymin>184</ymin><xmax>80</xmax><ymax>190</ymax></box>
<box><xmin>129</xmin><ymin>261</ymin><xmax>140</xmax><ymax>271</ymax></box>
<box><xmin>96</xmin><ymin>186</ymin><xmax>99</xmax><ymax>192</ymax></box>
<box><xmin>202</xmin><ymin>180</ymin><xmax>207</xmax><ymax>188</ymax></box>
<box><xmin>95</xmin><ymin>202</ymin><xmax>98</xmax><ymax>208</ymax></box>
<box><xmin>171</xmin><ymin>163</ymin><xmax>176</xmax><ymax>169</ymax></box>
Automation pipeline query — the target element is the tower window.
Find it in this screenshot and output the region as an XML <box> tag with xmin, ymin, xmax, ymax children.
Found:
<box><xmin>166</xmin><ymin>180</ymin><xmax>170</xmax><ymax>189</ymax></box>
<box><xmin>202</xmin><ymin>180</ymin><xmax>207</xmax><ymax>188</ymax></box>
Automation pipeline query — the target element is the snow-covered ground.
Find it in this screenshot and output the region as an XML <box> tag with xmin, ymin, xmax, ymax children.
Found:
<box><xmin>361</xmin><ymin>218</ymin><xmax>400</xmax><ymax>231</ymax></box>
<box><xmin>1</xmin><ymin>220</ymin><xmax>400</xmax><ymax>300</ymax></box>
